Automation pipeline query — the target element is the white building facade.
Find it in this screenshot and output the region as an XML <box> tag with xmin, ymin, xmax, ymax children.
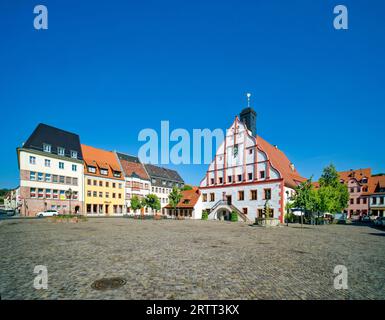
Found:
<box><xmin>199</xmin><ymin>108</ymin><xmax>305</xmax><ymax>223</ymax></box>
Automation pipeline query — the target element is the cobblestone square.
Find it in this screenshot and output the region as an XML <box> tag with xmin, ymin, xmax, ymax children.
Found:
<box><xmin>0</xmin><ymin>218</ymin><xmax>384</xmax><ymax>300</ymax></box>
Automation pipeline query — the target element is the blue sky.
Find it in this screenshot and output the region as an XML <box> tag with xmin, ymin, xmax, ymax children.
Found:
<box><xmin>1</xmin><ymin>0</ymin><xmax>384</xmax><ymax>188</ymax></box>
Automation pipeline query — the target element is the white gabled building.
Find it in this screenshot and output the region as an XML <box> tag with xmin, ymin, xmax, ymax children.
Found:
<box><xmin>199</xmin><ymin>107</ymin><xmax>306</xmax><ymax>224</ymax></box>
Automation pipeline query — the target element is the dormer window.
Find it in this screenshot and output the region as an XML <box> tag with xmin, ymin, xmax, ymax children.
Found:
<box><xmin>70</xmin><ymin>150</ymin><xmax>78</xmax><ymax>159</ymax></box>
<box><xmin>43</xmin><ymin>144</ymin><xmax>51</xmax><ymax>153</ymax></box>
<box><xmin>113</xmin><ymin>171</ymin><xmax>121</xmax><ymax>178</ymax></box>
<box><xmin>100</xmin><ymin>169</ymin><xmax>108</xmax><ymax>176</ymax></box>
<box><xmin>58</xmin><ymin>147</ymin><xmax>65</xmax><ymax>156</ymax></box>
<box><xmin>362</xmin><ymin>177</ymin><xmax>368</xmax><ymax>183</ymax></box>
<box><xmin>233</xmin><ymin>144</ymin><xmax>239</xmax><ymax>158</ymax></box>
<box><xmin>88</xmin><ymin>166</ymin><xmax>96</xmax><ymax>173</ymax></box>
<box><xmin>183</xmin><ymin>199</ymin><xmax>190</xmax><ymax>204</ymax></box>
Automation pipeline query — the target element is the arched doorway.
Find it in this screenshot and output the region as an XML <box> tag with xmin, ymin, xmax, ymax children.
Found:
<box><xmin>217</xmin><ymin>209</ymin><xmax>231</xmax><ymax>221</ymax></box>
<box><xmin>75</xmin><ymin>206</ymin><xmax>80</xmax><ymax>214</ymax></box>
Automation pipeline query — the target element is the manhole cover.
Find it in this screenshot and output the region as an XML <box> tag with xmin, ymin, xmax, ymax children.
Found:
<box><xmin>91</xmin><ymin>277</ymin><xmax>126</xmax><ymax>291</ymax></box>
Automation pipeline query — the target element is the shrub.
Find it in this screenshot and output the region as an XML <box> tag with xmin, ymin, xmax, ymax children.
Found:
<box><xmin>201</xmin><ymin>210</ymin><xmax>209</xmax><ymax>220</ymax></box>
<box><xmin>230</xmin><ymin>211</ymin><xmax>238</xmax><ymax>222</ymax></box>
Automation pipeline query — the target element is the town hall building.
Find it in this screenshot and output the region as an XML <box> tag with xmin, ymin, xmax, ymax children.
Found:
<box><xmin>199</xmin><ymin>106</ymin><xmax>306</xmax><ymax>224</ymax></box>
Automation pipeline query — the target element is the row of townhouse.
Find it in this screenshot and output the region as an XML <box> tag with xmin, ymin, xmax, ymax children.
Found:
<box><xmin>314</xmin><ymin>168</ymin><xmax>385</xmax><ymax>218</ymax></box>
<box><xmin>17</xmin><ymin>124</ymin><xmax>184</xmax><ymax>217</ymax></box>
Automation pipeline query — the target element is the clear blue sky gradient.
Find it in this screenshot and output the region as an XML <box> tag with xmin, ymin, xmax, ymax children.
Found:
<box><xmin>1</xmin><ymin>0</ymin><xmax>384</xmax><ymax>188</ymax></box>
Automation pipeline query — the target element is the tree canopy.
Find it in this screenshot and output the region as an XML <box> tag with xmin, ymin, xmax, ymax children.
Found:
<box><xmin>169</xmin><ymin>186</ymin><xmax>183</xmax><ymax>210</ymax></box>
<box><xmin>291</xmin><ymin>164</ymin><xmax>349</xmax><ymax>215</ymax></box>
<box><xmin>143</xmin><ymin>194</ymin><xmax>161</xmax><ymax>211</ymax></box>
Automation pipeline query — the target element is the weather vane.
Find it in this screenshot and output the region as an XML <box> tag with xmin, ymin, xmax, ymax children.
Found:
<box><xmin>246</xmin><ymin>93</ymin><xmax>251</xmax><ymax>107</ymax></box>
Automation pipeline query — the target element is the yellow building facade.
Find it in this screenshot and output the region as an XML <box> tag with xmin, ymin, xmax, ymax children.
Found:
<box><xmin>81</xmin><ymin>144</ymin><xmax>125</xmax><ymax>215</ymax></box>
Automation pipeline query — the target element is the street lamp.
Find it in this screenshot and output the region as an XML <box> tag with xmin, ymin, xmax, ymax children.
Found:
<box><xmin>65</xmin><ymin>188</ymin><xmax>73</xmax><ymax>215</ymax></box>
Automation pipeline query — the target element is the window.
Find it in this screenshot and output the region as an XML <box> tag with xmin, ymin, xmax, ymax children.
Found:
<box><xmin>228</xmin><ymin>176</ymin><xmax>232</xmax><ymax>183</ymax></box>
<box><xmin>93</xmin><ymin>191</ymin><xmax>97</xmax><ymax>197</ymax></box>
<box><xmin>251</xmin><ymin>190</ymin><xmax>257</xmax><ymax>200</ymax></box>
<box><xmin>248</xmin><ymin>173</ymin><xmax>253</xmax><ymax>181</ymax></box>
<box><xmin>233</xmin><ymin>144</ymin><xmax>239</xmax><ymax>157</ymax></box>
<box><xmin>113</xmin><ymin>183</ymin><xmax>116</xmax><ymax>188</ymax></box>
<box><xmin>93</xmin><ymin>180</ymin><xmax>97</xmax><ymax>186</ymax></box>
<box><xmin>203</xmin><ymin>194</ymin><xmax>207</xmax><ymax>202</ymax></box>
<box><xmin>70</xmin><ymin>150</ymin><xmax>78</xmax><ymax>159</ymax></box>
<box><xmin>72</xmin><ymin>164</ymin><xmax>77</xmax><ymax>172</ymax></box>
<box><xmin>45</xmin><ymin>174</ymin><xmax>51</xmax><ymax>182</ymax></box>
<box><xmin>59</xmin><ymin>162</ymin><xmax>64</xmax><ymax>169</ymax></box>
<box><xmin>357</xmin><ymin>187</ymin><xmax>361</xmax><ymax>193</ymax></box>
<box><xmin>59</xmin><ymin>176</ymin><xmax>65</xmax><ymax>183</ymax></box>
<box><xmin>66</xmin><ymin>177</ymin><xmax>71</xmax><ymax>185</ymax></box>
<box><xmin>30</xmin><ymin>171</ymin><xmax>36</xmax><ymax>181</ymax></box>
<box><xmin>264</xmin><ymin>188</ymin><xmax>272</xmax><ymax>200</ymax></box>
<box><xmin>87</xmin><ymin>179</ymin><xmax>91</xmax><ymax>185</ymax></box>
<box><xmin>73</xmin><ymin>191</ymin><xmax>78</xmax><ymax>200</ymax></box>
<box><xmin>53</xmin><ymin>190</ymin><xmax>58</xmax><ymax>199</ymax></box>
<box><xmin>29</xmin><ymin>156</ymin><xmax>36</xmax><ymax>165</ymax></box>
<box><xmin>350</xmin><ymin>198</ymin><xmax>354</xmax><ymax>205</ymax></box>
<box><xmin>373</xmin><ymin>197</ymin><xmax>377</xmax><ymax>205</ymax></box>
<box><xmin>210</xmin><ymin>178</ymin><xmax>214</xmax><ymax>185</ymax></box>
<box><xmin>243</xmin><ymin>208</ymin><xmax>248</xmax><ymax>215</ymax></box>
<box><xmin>237</xmin><ymin>174</ymin><xmax>242</xmax><ymax>182</ymax></box>
<box><xmin>99</xmin><ymin>192</ymin><xmax>103</xmax><ymax>197</ymax></box>
<box><xmin>106</xmin><ymin>192</ymin><xmax>109</xmax><ymax>198</ymax></box>
<box><xmin>118</xmin><ymin>193</ymin><xmax>122</xmax><ymax>199</ymax></box>
<box><xmin>59</xmin><ymin>190</ymin><xmax>65</xmax><ymax>200</ymax></box>
<box><xmin>363</xmin><ymin>198</ymin><xmax>367</xmax><ymax>204</ymax></box>
<box><xmin>43</xmin><ymin>144</ymin><xmax>51</xmax><ymax>153</ymax></box>
<box><xmin>72</xmin><ymin>178</ymin><xmax>78</xmax><ymax>186</ymax></box>
<box><xmin>350</xmin><ymin>188</ymin><xmax>354</xmax><ymax>193</ymax></box>
<box><xmin>106</xmin><ymin>182</ymin><xmax>109</xmax><ymax>188</ymax></box>
<box><xmin>249</xmin><ymin>149</ymin><xmax>253</xmax><ymax>154</ymax></box>
<box><xmin>58</xmin><ymin>147</ymin><xmax>65</xmax><ymax>156</ymax></box>
<box><xmin>38</xmin><ymin>188</ymin><xmax>44</xmax><ymax>198</ymax></box>
<box><xmin>380</xmin><ymin>197</ymin><xmax>384</xmax><ymax>205</ymax></box>
<box><xmin>38</xmin><ymin>172</ymin><xmax>44</xmax><ymax>181</ymax></box>
<box><xmin>219</xmin><ymin>177</ymin><xmax>223</xmax><ymax>184</ymax></box>
<box><xmin>113</xmin><ymin>171</ymin><xmax>121</xmax><ymax>178</ymax></box>
<box><xmin>87</xmin><ymin>191</ymin><xmax>91</xmax><ymax>197</ymax></box>
<box><xmin>53</xmin><ymin>175</ymin><xmax>58</xmax><ymax>183</ymax></box>
<box><xmin>45</xmin><ymin>189</ymin><xmax>51</xmax><ymax>199</ymax></box>
<box><xmin>362</xmin><ymin>178</ymin><xmax>368</xmax><ymax>183</ymax></box>
<box><xmin>100</xmin><ymin>169</ymin><xmax>108</xmax><ymax>175</ymax></box>
<box><xmin>119</xmin><ymin>183</ymin><xmax>122</xmax><ymax>189</ymax></box>
<box><xmin>260</xmin><ymin>171</ymin><xmax>265</xmax><ymax>179</ymax></box>
<box><xmin>45</xmin><ymin>159</ymin><xmax>51</xmax><ymax>167</ymax></box>
<box><xmin>113</xmin><ymin>193</ymin><xmax>116</xmax><ymax>198</ymax></box>
<box><xmin>152</xmin><ymin>179</ymin><xmax>156</xmax><ymax>184</ymax></box>
<box><xmin>238</xmin><ymin>191</ymin><xmax>244</xmax><ymax>201</ymax></box>
<box><xmin>30</xmin><ymin>188</ymin><xmax>36</xmax><ymax>198</ymax></box>
<box><xmin>210</xmin><ymin>193</ymin><xmax>215</xmax><ymax>202</ymax></box>
<box><xmin>356</xmin><ymin>198</ymin><xmax>360</xmax><ymax>204</ymax></box>
<box><xmin>99</xmin><ymin>181</ymin><xmax>103</xmax><ymax>187</ymax></box>
<box><xmin>88</xmin><ymin>166</ymin><xmax>96</xmax><ymax>173</ymax></box>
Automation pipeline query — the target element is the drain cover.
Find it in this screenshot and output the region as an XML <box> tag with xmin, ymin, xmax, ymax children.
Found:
<box><xmin>91</xmin><ymin>277</ymin><xmax>126</xmax><ymax>291</ymax></box>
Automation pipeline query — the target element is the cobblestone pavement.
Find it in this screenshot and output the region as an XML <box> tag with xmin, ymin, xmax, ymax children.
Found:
<box><xmin>0</xmin><ymin>218</ymin><xmax>384</xmax><ymax>300</ymax></box>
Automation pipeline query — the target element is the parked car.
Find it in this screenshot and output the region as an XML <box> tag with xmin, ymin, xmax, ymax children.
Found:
<box><xmin>333</xmin><ymin>213</ymin><xmax>347</xmax><ymax>224</ymax></box>
<box><xmin>361</xmin><ymin>215</ymin><xmax>372</xmax><ymax>223</ymax></box>
<box><xmin>0</xmin><ymin>209</ymin><xmax>15</xmax><ymax>216</ymax></box>
<box><xmin>36</xmin><ymin>210</ymin><xmax>59</xmax><ymax>218</ymax></box>
<box><xmin>374</xmin><ymin>216</ymin><xmax>385</xmax><ymax>227</ymax></box>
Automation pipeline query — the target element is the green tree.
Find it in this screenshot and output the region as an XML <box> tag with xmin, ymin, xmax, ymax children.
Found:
<box><xmin>318</xmin><ymin>164</ymin><xmax>349</xmax><ymax>213</ymax></box>
<box><xmin>143</xmin><ymin>194</ymin><xmax>161</xmax><ymax>213</ymax></box>
<box><xmin>169</xmin><ymin>186</ymin><xmax>183</xmax><ymax>216</ymax></box>
<box><xmin>181</xmin><ymin>185</ymin><xmax>193</xmax><ymax>191</ymax></box>
<box><xmin>201</xmin><ymin>210</ymin><xmax>209</xmax><ymax>220</ymax></box>
<box><xmin>230</xmin><ymin>211</ymin><xmax>238</xmax><ymax>222</ymax></box>
<box><xmin>130</xmin><ymin>195</ymin><xmax>143</xmax><ymax>214</ymax></box>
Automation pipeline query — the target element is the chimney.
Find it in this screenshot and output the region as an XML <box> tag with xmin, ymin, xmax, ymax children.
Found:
<box><xmin>240</xmin><ymin>107</ymin><xmax>257</xmax><ymax>137</ymax></box>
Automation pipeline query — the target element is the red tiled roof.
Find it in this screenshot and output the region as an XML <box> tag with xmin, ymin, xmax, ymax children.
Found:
<box><xmin>81</xmin><ymin>144</ymin><xmax>124</xmax><ymax>180</ymax></box>
<box><xmin>338</xmin><ymin>168</ymin><xmax>371</xmax><ymax>184</ymax></box>
<box><xmin>165</xmin><ymin>187</ymin><xmax>200</xmax><ymax>209</ymax></box>
<box><xmin>119</xmin><ymin>158</ymin><xmax>149</xmax><ymax>181</ymax></box>
<box><xmin>257</xmin><ymin>136</ymin><xmax>307</xmax><ymax>188</ymax></box>
<box><xmin>363</xmin><ymin>175</ymin><xmax>385</xmax><ymax>195</ymax></box>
